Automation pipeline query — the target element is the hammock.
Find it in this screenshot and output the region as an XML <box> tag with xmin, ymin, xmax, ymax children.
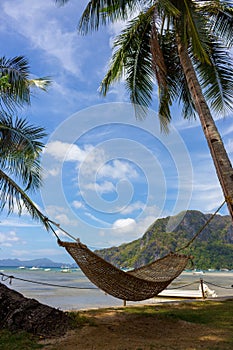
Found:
<box><xmin>58</xmin><ymin>240</ymin><xmax>190</xmax><ymax>301</ymax></box>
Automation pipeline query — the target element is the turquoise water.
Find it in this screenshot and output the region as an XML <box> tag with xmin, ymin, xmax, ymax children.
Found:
<box><xmin>1</xmin><ymin>267</ymin><xmax>233</xmax><ymax>310</ymax></box>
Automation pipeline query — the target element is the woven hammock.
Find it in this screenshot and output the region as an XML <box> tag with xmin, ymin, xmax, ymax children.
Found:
<box><xmin>58</xmin><ymin>240</ymin><xmax>190</xmax><ymax>301</ymax></box>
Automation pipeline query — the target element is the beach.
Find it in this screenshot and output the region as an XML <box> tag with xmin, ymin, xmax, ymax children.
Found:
<box><xmin>0</xmin><ymin>267</ymin><xmax>232</xmax><ymax>310</ymax></box>
<box><xmin>1</xmin><ymin>267</ymin><xmax>233</xmax><ymax>349</ymax></box>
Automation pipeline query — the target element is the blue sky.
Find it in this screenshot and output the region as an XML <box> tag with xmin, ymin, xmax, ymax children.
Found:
<box><xmin>0</xmin><ymin>0</ymin><xmax>232</xmax><ymax>263</ymax></box>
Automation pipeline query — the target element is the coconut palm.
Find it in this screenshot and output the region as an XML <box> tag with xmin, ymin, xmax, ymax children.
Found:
<box><xmin>0</xmin><ymin>55</ymin><xmax>51</xmax><ymax>113</ymax></box>
<box><xmin>56</xmin><ymin>0</ymin><xmax>233</xmax><ymax>221</ymax></box>
<box><xmin>0</xmin><ymin>113</ymin><xmax>49</xmax><ymax>229</ymax></box>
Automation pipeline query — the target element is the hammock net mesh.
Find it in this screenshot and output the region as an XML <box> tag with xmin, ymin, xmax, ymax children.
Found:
<box><xmin>58</xmin><ymin>240</ymin><xmax>190</xmax><ymax>301</ymax></box>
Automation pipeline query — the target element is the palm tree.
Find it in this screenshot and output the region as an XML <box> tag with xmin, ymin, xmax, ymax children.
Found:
<box><xmin>56</xmin><ymin>0</ymin><xmax>233</xmax><ymax>221</ymax></box>
<box><xmin>0</xmin><ymin>55</ymin><xmax>51</xmax><ymax>229</ymax></box>
<box><xmin>0</xmin><ymin>55</ymin><xmax>51</xmax><ymax>113</ymax></box>
<box><xmin>0</xmin><ymin>113</ymin><xmax>49</xmax><ymax>229</ymax></box>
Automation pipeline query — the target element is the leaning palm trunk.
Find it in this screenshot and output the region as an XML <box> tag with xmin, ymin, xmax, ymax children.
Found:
<box><xmin>176</xmin><ymin>37</ymin><xmax>233</xmax><ymax>221</ymax></box>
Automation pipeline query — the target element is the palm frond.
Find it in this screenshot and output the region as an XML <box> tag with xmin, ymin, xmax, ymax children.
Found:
<box><xmin>0</xmin><ymin>56</ymin><xmax>52</xmax><ymax>112</ymax></box>
<box><xmin>0</xmin><ymin>169</ymin><xmax>49</xmax><ymax>230</ymax></box>
<box><xmin>100</xmin><ymin>11</ymin><xmax>156</xmax><ymax>121</ymax></box>
<box><xmin>78</xmin><ymin>0</ymin><xmax>141</xmax><ymax>34</ymax></box>
<box><xmin>0</xmin><ymin>114</ymin><xmax>46</xmax><ymax>191</ymax></box>
<box><xmin>208</xmin><ymin>1</ymin><xmax>233</xmax><ymax>47</ymax></box>
<box><xmin>29</xmin><ymin>77</ymin><xmax>52</xmax><ymax>91</ymax></box>
<box><xmin>157</xmin><ymin>0</ymin><xmax>180</xmax><ymax>17</ymax></box>
<box><xmin>196</xmin><ymin>40</ymin><xmax>233</xmax><ymax>116</ymax></box>
<box><xmin>181</xmin><ymin>0</ymin><xmax>211</xmax><ymax>64</ymax></box>
<box><xmin>0</xmin><ymin>56</ymin><xmax>30</xmax><ymax>112</ymax></box>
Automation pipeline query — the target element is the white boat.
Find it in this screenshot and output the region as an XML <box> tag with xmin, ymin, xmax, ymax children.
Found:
<box><xmin>18</xmin><ymin>266</ymin><xmax>25</xmax><ymax>269</ymax></box>
<box><xmin>60</xmin><ymin>268</ymin><xmax>71</xmax><ymax>273</ymax></box>
<box><xmin>30</xmin><ymin>266</ymin><xmax>40</xmax><ymax>270</ymax></box>
<box><xmin>192</xmin><ymin>269</ymin><xmax>204</xmax><ymax>275</ymax></box>
<box><xmin>158</xmin><ymin>283</ymin><xmax>217</xmax><ymax>299</ymax></box>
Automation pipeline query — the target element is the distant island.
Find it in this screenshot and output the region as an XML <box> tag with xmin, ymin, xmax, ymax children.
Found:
<box><xmin>0</xmin><ymin>258</ymin><xmax>77</xmax><ymax>268</ymax></box>
<box><xmin>96</xmin><ymin>210</ymin><xmax>233</xmax><ymax>270</ymax></box>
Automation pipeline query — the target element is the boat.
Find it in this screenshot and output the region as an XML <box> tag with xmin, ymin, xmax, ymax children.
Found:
<box><xmin>192</xmin><ymin>269</ymin><xmax>204</xmax><ymax>275</ymax></box>
<box><xmin>61</xmin><ymin>268</ymin><xmax>71</xmax><ymax>273</ymax></box>
<box><xmin>30</xmin><ymin>266</ymin><xmax>40</xmax><ymax>270</ymax></box>
<box><xmin>158</xmin><ymin>283</ymin><xmax>217</xmax><ymax>299</ymax></box>
<box><xmin>60</xmin><ymin>264</ymin><xmax>72</xmax><ymax>273</ymax></box>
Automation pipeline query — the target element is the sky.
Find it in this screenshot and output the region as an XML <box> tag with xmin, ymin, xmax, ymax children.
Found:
<box><xmin>0</xmin><ymin>0</ymin><xmax>232</xmax><ymax>264</ymax></box>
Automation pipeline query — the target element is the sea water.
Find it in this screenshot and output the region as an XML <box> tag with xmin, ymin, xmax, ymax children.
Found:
<box><xmin>0</xmin><ymin>267</ymin><xmax>232</xmax><ymax>310</ymax></box>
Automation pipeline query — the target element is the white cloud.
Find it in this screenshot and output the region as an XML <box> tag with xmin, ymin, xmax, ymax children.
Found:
<box><xmin>45</xmin><ymin>141</ymin><xmax>92</xmax><ymax>162</ymax></box>
<box><xmin>99</xmin><ymin>159</ymin><xmax>138</xmax><ymax>180</ymax></box>
<box><xmin>72</xmin><ymin>200</ymin><xmax>83</xmax><ymax>209</ymax></box>
<box><xmin>112</xmin><ymin>218</ymin><xmax>136</xmax><ymax>232</ymax></box>
<box><xmin>84</xmin><ymin>181</ymin><xmax>116</xmax><ymax>194</ymax></box>
<box><xmin>0</xmin><ymin>231</ymin><xmax>20</xmax><ymax>246</ymax></box>
<box><xmin>44</xmin><ymin>205</ymin><xmax>78</xmax><ymax>226</ymax></box>
<box><xmin>97</xmin><ymin>204</ymin><xmax>163</xmax><ymax>246</ymax></box>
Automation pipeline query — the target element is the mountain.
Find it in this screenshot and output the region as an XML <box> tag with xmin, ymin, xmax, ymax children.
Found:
<box><xmin>96</xmin><ymin>210</ymin><xmax>233</xmax><ymax>270</ymax></box>
<box><xmin>0</xmin><ymin>258</ymin><xmax>73</xmax><ymax>268</ymax></box>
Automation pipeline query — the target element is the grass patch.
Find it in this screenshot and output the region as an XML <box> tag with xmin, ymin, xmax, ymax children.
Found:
<box><xmin>68</xmin><ymin>311</ymin><xmax>96</xmax><ymax>327</ymax></box>
<box><xmin>156</xmin><ymin>300</ymin><xmax>233</xmax><ymax>328</ymax></box>
<box><xmin>122</xmin><ymin>300</ymin><xmax>233</xmax><ymax>339</ymax></box>
<box><xmin>0</xmin><ymin>330</ymin><xmax>43</xmax><ymax>350</ymax></box>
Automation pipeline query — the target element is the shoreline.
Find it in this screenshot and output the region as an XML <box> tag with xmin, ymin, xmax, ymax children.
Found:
<box><xmin>0</xmin><ymin>269</ymin><xmax>232</xmax><ymax>311</ymax></box>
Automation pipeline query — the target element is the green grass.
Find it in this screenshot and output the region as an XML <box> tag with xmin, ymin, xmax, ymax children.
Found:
<box><xmin>125</xmin><ymin>300</ymin><xmax>232</xmax><ymax>324</ymax></box>
<box><xmin>0</xmin><ymin>330</ymin><xmax>43</xmax><ymax>350</ymax></box>
<box><xmin>68</xmin><ymin>311</ymin><xmax>96</xmax><ymax>327</ymax></box>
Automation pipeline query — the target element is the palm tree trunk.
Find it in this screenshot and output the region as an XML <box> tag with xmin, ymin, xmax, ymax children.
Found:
<box><xmin>176</xmin><ymin>38</ymin><xmax>233</xmax><ymax>222</ymax></box>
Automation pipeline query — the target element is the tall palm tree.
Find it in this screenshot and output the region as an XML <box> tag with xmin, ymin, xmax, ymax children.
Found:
<box><xmin>0</xmin><ymin>113</ymin><xmax>49</xmax><ymax>229</ymax></box>
<box><xmin>56</xmin><ymin>0</ymin><xmax>233</xmax><ymax>221</ymax></box>
<box><xmin>0</xmin><ymin>55</ymin><xmax>51</xmax><ymax>113</ymax></box>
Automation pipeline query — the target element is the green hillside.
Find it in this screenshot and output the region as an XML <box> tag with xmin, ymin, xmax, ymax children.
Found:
<box><xmin>96</xmin><ymin>210</ymin><xmax>233</xmax><ymax>270</ymax></box>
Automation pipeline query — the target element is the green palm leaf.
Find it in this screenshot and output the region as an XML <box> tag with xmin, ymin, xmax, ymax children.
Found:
<box><xmin>196</xmin><ymin>40</ymin><xmax>233</xmax><ymax>115</ymax></box>
<box><xmin>0</xmin><ymin>56</ymin><xmax>51</xmax><ymax>112</ymax></box>
<box><xmin>0</xmin><ymin>168</ymin><xmax>49</xmax><ymax>230</ymax></box>
<box><xmin>100</xmin><ymin>11</ymin><xmax>156</xmax><ymax>120</ymax></box>
<box><xmin>0</xmin><ymin>114</ymin><xmax>46</xmax><ymax>191</ymax></box>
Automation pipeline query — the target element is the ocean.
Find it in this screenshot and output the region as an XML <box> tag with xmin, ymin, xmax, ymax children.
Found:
<box><xmin>0</xmin><ymin>267</ymin><xmax>233</xmax><ymax>311</ymax></box>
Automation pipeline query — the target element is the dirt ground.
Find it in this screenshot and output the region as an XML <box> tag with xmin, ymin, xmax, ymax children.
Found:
<box><xmin>40</xmin><ymin>305</ymin><xmax>232</xmax><ymax>350</ymax></box>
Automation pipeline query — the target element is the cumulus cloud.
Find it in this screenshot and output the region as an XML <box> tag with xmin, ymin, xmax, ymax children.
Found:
<box><xmin>45</xmin><ymin>141</ymin><xmax>92</xmax><ymax>162</ymax></box>
<box><xmin>112</xmin><ymin>218</ymin><xmax>136</xmax><ymax>232</ymax></box>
